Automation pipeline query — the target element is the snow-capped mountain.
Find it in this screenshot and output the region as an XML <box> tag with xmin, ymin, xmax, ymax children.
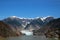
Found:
<box><xmin>2</xmin><ymin>16</ymin><xmax>54</xmax><ymax>30</ymax></box>
<box><xmin>40</xmin><ymin>16</ymin><xmax>54</xmax><ymax>25</ymax></box>
<box><xmin>3</xmin><ymin>16</ymin><xmax>32</xmax><ymax>30</ymax></box>
<box><xmin>25</xmin><ymin>18</ymin><xmax>43</xmax><ymax>30</ymax></box>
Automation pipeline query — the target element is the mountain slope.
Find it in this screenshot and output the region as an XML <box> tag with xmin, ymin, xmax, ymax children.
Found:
<box><xmin>25</xmin><ymin>18</ymin><xmax>43</xmax><ymax>30</ymax></box>
<box><xmin>3</xmin><ymin>16</ymin><xmax>33</xmax><ymax>30</ymax></box>
<box><xmin>44</xmin><ymin>18</ymin><xmax>60</xmax><ymax>38</ymax></box>
<box><xmin>3</xmin><ymin>16</ymin><xmax>54</xmax><ymax>31</ymax></box>
<box><xmin>0</xmin><ymin>21</ymin><xmax>22</xmax><ymax>37</ymax></box>
<box><xmin>25</xmin><ymin>16</ymin><xmax>54</xmax><ymax>30</ymax></box>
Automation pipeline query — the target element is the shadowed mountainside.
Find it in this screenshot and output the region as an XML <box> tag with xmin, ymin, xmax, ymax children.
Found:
<box><xmin>44</xmin><ymin>18</ymin><xmax>60</xmax><ymax>38</ymax></box>
<box><xmin>33</xmin><ymin>18</ymin><xmax>60</xmax><ymax>39</ymax></box>
<box><xmin>0</xmin><ymin>21</ymin><xmax>22</xmax><ymax>37</ymax></box>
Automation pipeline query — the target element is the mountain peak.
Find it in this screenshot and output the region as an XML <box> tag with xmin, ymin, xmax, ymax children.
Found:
<box><xmin>9</xmin><ymin>16</ymin><xmax>18</xmax><ymax>18</ymax></box>
<box><xmin>40</xmin><ymin>16</ymin><xmax>53</xmax><ymax>21</ymax></box>
<box><xmin>7</xmin><ymin>16</ymin><xmax>54</xmax><ymax>21</ymax></box>
<box><xmin>9</xmin><ymin>16</ymin><xmax>34</xmax><ymax>20</ymax></box>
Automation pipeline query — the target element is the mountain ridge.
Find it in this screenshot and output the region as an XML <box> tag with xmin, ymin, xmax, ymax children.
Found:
<box><xmin>0</xmin><ymin>16</ymin><xmax>60</xmax><ymax>38</ymax></box>
<box><xmin>2</xmin><ymin>16</ymin><xmax>54</xmax><ymax>30</ymax></box>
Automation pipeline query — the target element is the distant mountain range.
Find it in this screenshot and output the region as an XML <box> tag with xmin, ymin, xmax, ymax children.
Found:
<box><xmin>2</xmin><ymin>16</ymin><xmax>54</xmax><ymax>30</ymax></box>
<box><xmin>0</xmin><ymin>16</ymin><xmax>60</xmax><ymax>38</ymax></box>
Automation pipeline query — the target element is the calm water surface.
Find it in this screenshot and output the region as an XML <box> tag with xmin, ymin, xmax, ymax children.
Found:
<box><xmin>6</xmin><ymin>36</ymin><xmax>58</xmax><ymax>40</ymax></box>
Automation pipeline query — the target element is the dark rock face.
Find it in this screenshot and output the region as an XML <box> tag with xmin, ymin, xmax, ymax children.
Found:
<box><xmin>0</xmin><ymin>21</ymin><xmax>22</xmax><ymax>37</ymax></box>
<box><xmin>32</xmin><ymin>18</ymin><xmax>60</xmax><ymax>39</ymax></box>
<box><xmin>43</xmin><ymin>17</ymin><xmax>54</xmax><ymax>25</ymax></box>
<box><xmin>25</xmin><ymin>18</ymin><xmax>43</xmax><ymax>30</ymax></box>
<box><xmin>3</xmin><ymin>17</ymin><xmax>23</xmax><ymax>30</ymax></box>
<box><xmin>44</xmin><ymin>18</ymin><xmax>60</xmax><ymax>38</ymax></box>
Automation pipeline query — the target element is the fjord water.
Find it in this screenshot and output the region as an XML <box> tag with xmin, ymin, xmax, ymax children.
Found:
<box><xmin>6</xmin><ymin>36</ymin><xmax>47</xmax><ymax>40</ymax></box>
<box><xmin>6</xmin><ymin>36</ymin><xmax>57</xmax><ymax>40</ymax></box>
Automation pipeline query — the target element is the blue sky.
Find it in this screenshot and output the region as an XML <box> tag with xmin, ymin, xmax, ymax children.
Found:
<box><xmin>0</xmin><ymin>0</ymin><xmax>60</xmax><ymax>19</ymax></box>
